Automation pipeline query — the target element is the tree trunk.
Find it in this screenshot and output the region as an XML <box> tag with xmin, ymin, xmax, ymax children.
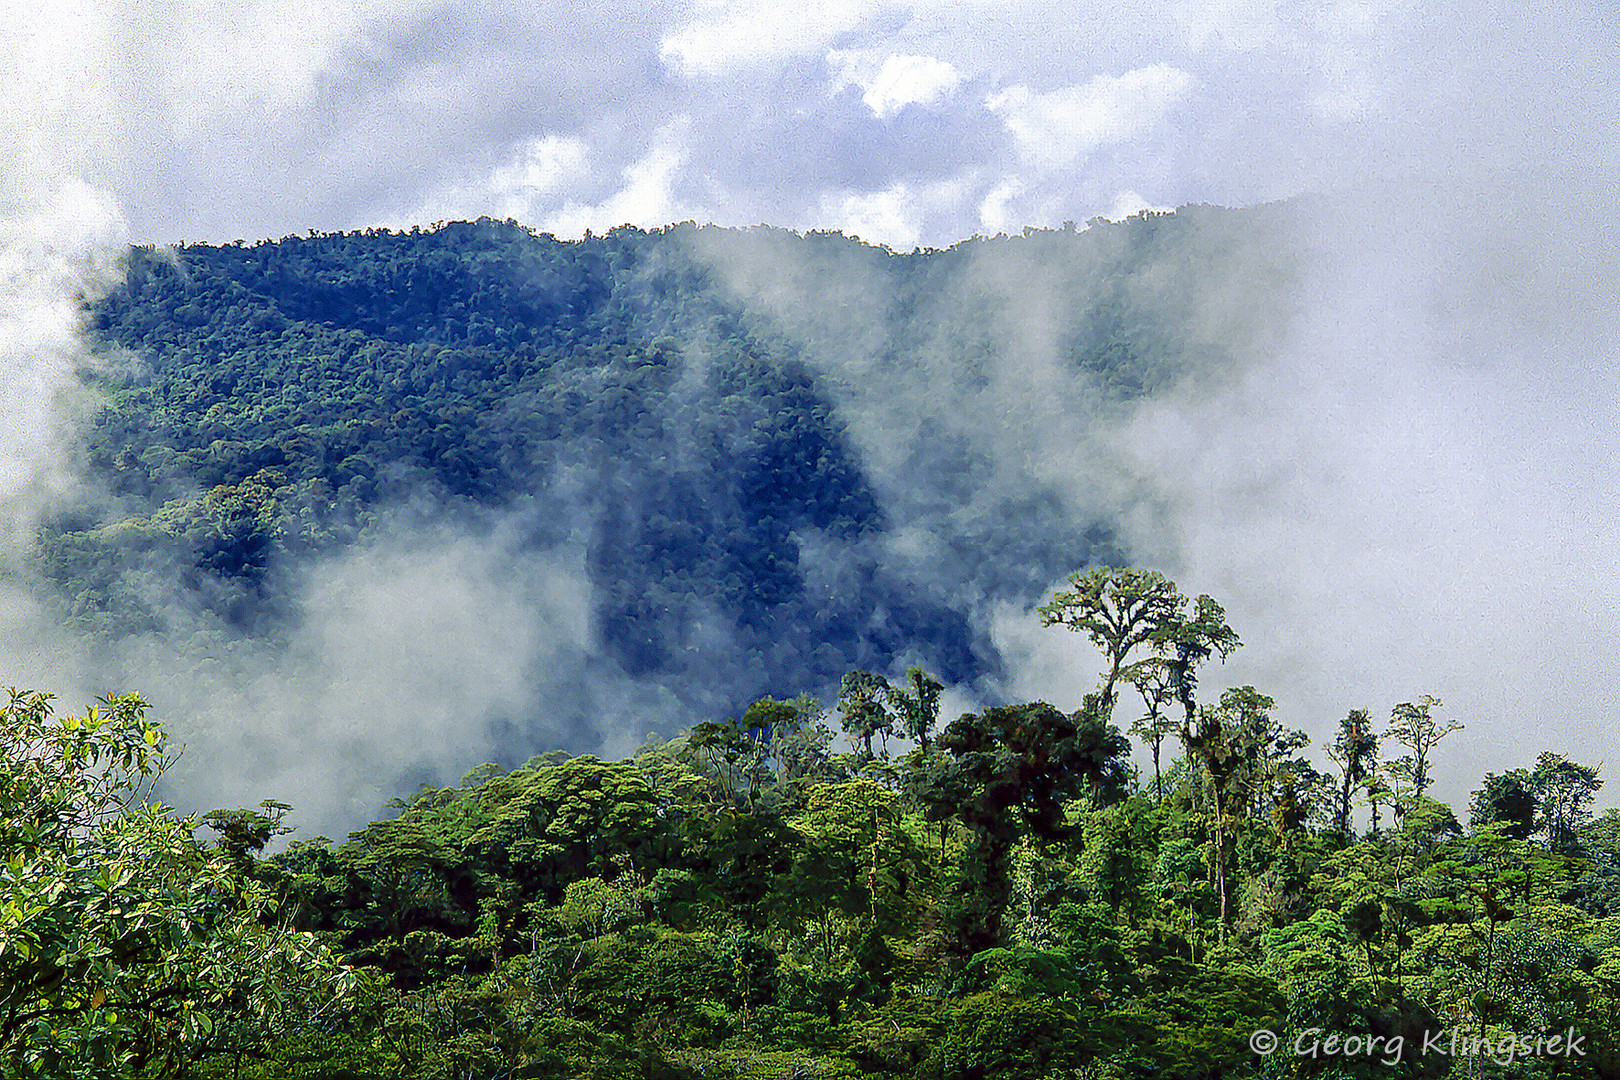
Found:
<box><xmin>1211</xmin><ymin>788</ymin><xmax>1228</xmax><ymax>946</ymax></box>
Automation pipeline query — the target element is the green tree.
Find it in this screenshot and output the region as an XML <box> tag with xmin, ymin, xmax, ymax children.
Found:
<box><xmin>883</xmin><ymin>666</ymin><xmax>944</xmax><ymax>755</ymax></box>
<box><xmin>926</xmin><ymin>702</ymin><xmax>1130</xmax><ymax>952</ymax></box>
<box><xmin>774</xmin><ymin>779</ymin><xmax>929</xmax><ymax>1015</ymax></box>
<box><xmin>781</xmin><ymin>779</ymin><xmax>925</xmax><ymax>936</ymax></box>
<box><xmin>1040</xmin><ymin>568</ymin><xmax>1239</xmax><ymax>813</ymax></box>
<box><xmin>1468</xmin><ymin>769</ymin><xmax>1538</xmax><ymax>840</ymax></box>
<box><xmin>0</xmin><ymin>688</ymin><xmax>358</xmax><ymax>1078</ymax></box>
<box><xmin>1327</xmin><ymin>709</ymin><xmax>1378</xmax><ymax>839</ymax></box>
<box><xmin>1384</xmin><ymin>696</ymin><xmax>1462</xmax><ymax>811</ymax></box>
<box><xmin>1037</xmin><ymin>567</ymin><xmax>1187</xmax><ymax>722</ymax></box>
<box><xmin>1126</xmin><ymin>658</ymin><xmax>1179</xmax><ymax>806</ymax></box>
<box><xmin>1363</xmin><ymin>770</ymin><xmax>1393</xmax><ymax>838</ymax></box>
<box><xmin>199</xmin><ymin>799</ymin><xmax>295</xmax><ymax>874</ymax></box>
<box><xmin>1404</xmin><ymin>825</ymin><xmax>1564</xmax><ymax>1044</ymax></box>
<box><xmin>1179</xmin><ymin>687</ymin><xmax>1285</xmax><ymax>942</ymax></box>
<box><xmin>1530</xmin><ymin>752</ymin><xmax>1602</xmax><ymax>853</ymax></box>
<box><xmin>461</xmin><ymin>755</ymin><xmax>665</xmax><ymax>904</ymax></box>
<box><xmin>680</xmin><ymin>717</ymin><xmax>772</xmax><ymax>810</ymax></box>
<box><xmin>926</xmin><ymin>993</ymin><xmax>1093</xmax><ymax>1080</ymax></box>
<box><xmin>1078</xmin><ymin>801</ymin><xmax>1155</xmax><ymax>924</ymax></box>
<box><xmin>837</xmin><ymin>670</ymin><xmax>895</xmax><ymax>761</ymax></box>
<box><xmin>745</xmin><ymin>694</ymin><xmax>837</xmax><ymax>791</ymax></box>
<box><xmin>1162</xmin><ymin>594</ymin><xmax>1244</xmax><ymax>722</ymax></box>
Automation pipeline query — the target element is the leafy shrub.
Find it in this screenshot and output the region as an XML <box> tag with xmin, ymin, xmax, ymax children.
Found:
<box><xmin>925</xmin><ymin>993</ymin><xmax>1089</xmax><ymax>1080</ymax></box>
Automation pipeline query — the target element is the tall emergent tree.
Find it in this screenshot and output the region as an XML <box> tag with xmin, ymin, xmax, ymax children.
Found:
<box><xmin>1385</xmin><ymin>695</ymin><xmax>1462</xmax><ymax>814</ymax></box>
<box><xmin>1041</xmin><ymin>568</ymin><xmax>1241</xmax><ymax>809</ymax></box>
<box><xmin>1039</xmin><ymin>567</ymin><xmax>1240</xmax><ymax>726</ymax></box>
<box><xmin>1037</xmin><ymin>567</ymin><xmax>1189</xmax><ymax>723</ymax></box>
<box><xmin>833</xmin><ymin>667</ymin><xmax>943</xmax><ymax>759</ymax></box>
<box><xmin>1326</xmin><ymin>709</ymin><xmax>1378</xmax><ymax>839</ymax></box>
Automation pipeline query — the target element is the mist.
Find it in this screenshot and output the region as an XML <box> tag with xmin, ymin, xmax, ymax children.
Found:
<box><xmin>1103</xmin><ymin>186</ymin><xmax>1619</xmax><ymax>810</ymax></box>
<box><xmin>103</xmin><ymin>518</ymin><xmax>597</xmax><ymax>833</ymax></box>
<box><xmin>676</xmin><ymin>5</ymin><xmax>1620</xmax><ymax>810</ymax></box>
<box><xmin>7</xmin><ymin>190</ymin><xmax>1614</xmax><ymax>835</ymax></box>
<box><xmin>0</xmin><ymin>176</ymin><xmax>126</xmax><ymax>716</ymax></box>
<box><xmin>1105</xmin><ymin>6</ymin><xmax>1620</xmax><ymax>807</ymax></box>
<box><xmin>3</xmin><ymin>1</ymin><xmax>1616</xmax><ymax>836</ymax></box>
<box><xmin>683</xmin><ymin>190</ymin><xmax>1618</xmax><ymax>814</ymax></box>
<box><xmin>992</xmin><ymin>10</ymin><xmax>1616</xmax><ymax>810</ymax></box>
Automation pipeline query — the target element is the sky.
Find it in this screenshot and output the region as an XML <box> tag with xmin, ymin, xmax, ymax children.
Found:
<box><xmin>2</xmin><ymin>0</ymin><xmax>1619</xmax><ymax>826</ymax></box>
<box><xmin>4</xmin><ymin>0</ymin><xmax>1555</xmax><ymax>250</ymax></box>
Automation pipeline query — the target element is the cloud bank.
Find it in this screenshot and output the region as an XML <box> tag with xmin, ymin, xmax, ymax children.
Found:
<box><xmin>10</xmin><ymin>0</ymin><xmax>1569</xmax><ymax>249</ymax></box>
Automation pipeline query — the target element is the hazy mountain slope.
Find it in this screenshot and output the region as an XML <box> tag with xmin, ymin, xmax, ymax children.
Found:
<box><xmin>38</xmin><ymin>205</ymin><xmax>1297</xmax><ymax>816</ymax></box>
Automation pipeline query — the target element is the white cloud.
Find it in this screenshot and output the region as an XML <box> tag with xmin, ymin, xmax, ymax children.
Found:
<box><xmin>1305</xmin><ymin>0</ymin><xmax>1399</xmax><ymax>122</ymax></box>
<box><xmin>489</xmin><ymin>137</ymin><xmax>593</xmax><ymax>207</ymax></box>
<box><xmin>1101</xmin><ymin>189</ymin><xmax>1173</xmax><ymax>220</ymax></box>
<box><xmin>815</xmin><ymin>174</ymin><xmax>975</xmax><ymax>248</ymax></box>
<box><xmin>819</xmin><ymin>183</ymin><xmax>924</xmax><ymax>249</ymax></box>
<box><xmin>541</xmin><ymin>123</ymin><xmax>693</xmax><ymax>238</ymax></box>
<box><xmin>0</xmin><ymin>177</ymin><xmax>127</xmax><ymax>554</ymax></box>
<box><xmin>829</xmin><ymin>50</ymin><xmax>963</xmax><ymax>117</ymax></box>
<box><xmin>977</xmin><ymin>176</ymin><xmax>1025</xmax><ymax>234</ymax></box>
<box><xmin>660</xmin><ymin>0</ymin><xmax>879</xmax><ymax>76</ymax></box>
<box><xmin>1</xmin><ymin>3</ymin><xmax>125</xmax><ymax>186</ymax></box>
<box><xmin>10</xmin><ymin>0</ymin><xmax>1605</xmax><ymax>251</ymax></box>
<box><xmin>122</xmin><ymin>0</ymin><xmax>438</xmax><ymax>135</ymax></box>
<box><xmin>140</xmin><ymin>526</ymin><xmax>599</xmax><ymax>834</ymax></box>
<box><xmin>1168</xmin><ymin>0</ymin><xmax>1292</xmax><ymax>53</ymax></box>
<box><xmin>400</xmin><ymin>135</ymin><xmax>595</xmax><ymax>226</ymax></box>
<box><xmin>986</xmin><ymin>65</ymin><xmax>1195</xmax><ymax>170</ymax></box>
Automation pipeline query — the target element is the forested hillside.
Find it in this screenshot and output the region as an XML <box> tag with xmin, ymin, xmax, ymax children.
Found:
<box><xmin>44</xmin><ymin>208</ymin><xmax>1291</xmax><ymax>743</ymax></box>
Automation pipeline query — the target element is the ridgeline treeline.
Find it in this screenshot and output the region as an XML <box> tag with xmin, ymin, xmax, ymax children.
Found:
<box><xmin>3</xmin><ymin>568</ymin><xmax>1617</xmax><ymax>1078</ymax></box>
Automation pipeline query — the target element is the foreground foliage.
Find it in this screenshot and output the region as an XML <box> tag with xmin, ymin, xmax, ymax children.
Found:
<box><xmin>10</xmin><ymin>567</ymin><xmax>1618</xmax><ymax>1077</ymax></box>
<box><xmin>0</xmin><ymin>689</ymin><xmax>358</xmax><ymax>1078</ymax></box>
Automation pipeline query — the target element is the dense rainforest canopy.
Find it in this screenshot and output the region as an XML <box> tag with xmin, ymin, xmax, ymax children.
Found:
<box><xmin>3</xmin><ymin>570</ymin><xmax>1617</xmax><ymax>1078</ymax></box>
